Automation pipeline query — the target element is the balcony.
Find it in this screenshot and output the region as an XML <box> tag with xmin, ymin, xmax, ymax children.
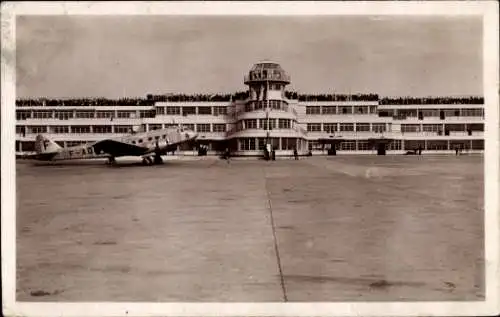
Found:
<box><xmin>22</xmin><ymin>117</ymin><xmax>145</xmax><ymax>125</ymax></box>
<box><xmin>400</xmin><ymin>130</ymin><xmax>483</xmax><ymax>136</ymax></box>
<box><xmin>226</xmin><ymin>127</ymin><xmax>304</xmax><ymax>139</ymax></box>
<box><xmin>391</xmin><ymin>116</ymin><xmax>484</xmax><ymax>122</ymax></box>
<box><xmin>304</xmin><ymin>130</ymin><xmax>484</xmax><ymax>140</ymax></box>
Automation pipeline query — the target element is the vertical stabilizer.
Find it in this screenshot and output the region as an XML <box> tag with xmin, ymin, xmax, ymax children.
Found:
<box><xmin>34</xmin><ymin>135</ymin><xmax>62</xmax><ymax>154</ymax></box>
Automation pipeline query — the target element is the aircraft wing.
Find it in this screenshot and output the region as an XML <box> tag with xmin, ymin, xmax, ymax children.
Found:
<box><xmin>92</xmin><ymin>139</ymin><xmax>149</xmax><ymax>157</ymax></box>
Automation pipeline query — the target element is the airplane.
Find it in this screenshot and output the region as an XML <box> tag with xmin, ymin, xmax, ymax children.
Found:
<box><xmin>23</xmin><ymin>126</ymin><xmax>198</xmax><ymax>166</ymax></box>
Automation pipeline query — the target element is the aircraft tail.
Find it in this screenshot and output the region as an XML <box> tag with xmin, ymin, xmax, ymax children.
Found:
<box><xmin>34</xmin><ymin>134</ymin><xmax>62</xmax><ymax>154</ymax></box>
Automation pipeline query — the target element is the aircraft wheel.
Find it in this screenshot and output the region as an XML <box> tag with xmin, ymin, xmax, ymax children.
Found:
<box><xmin>107</xmin><ymin>157</ymin><xmax>117</xmax><ymax>165</ymax></box>
<box><xmin>154</xmin><ymin>154</ymin><xmax>163</xmax><ymax>165</ymax></box>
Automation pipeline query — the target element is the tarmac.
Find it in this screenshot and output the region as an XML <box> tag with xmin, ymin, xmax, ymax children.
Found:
<box><xmin>15</xmin><ymin>154</ymin><xmax>484</xmax><ymax>302</ymax></box>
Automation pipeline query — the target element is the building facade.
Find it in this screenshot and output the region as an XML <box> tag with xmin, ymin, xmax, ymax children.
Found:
<box><xmin>15</xmin><ymin>61</ymin><xmax>484</xmax><ymax>156</ymax></box>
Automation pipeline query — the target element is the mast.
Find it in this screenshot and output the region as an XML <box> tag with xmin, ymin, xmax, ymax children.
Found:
<box><xmin>266</xmin><ymin>80</ymin><xmax>270</xmax><ymax>146</ymax></box>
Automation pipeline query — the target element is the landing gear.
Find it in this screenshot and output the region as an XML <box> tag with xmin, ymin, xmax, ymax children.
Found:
<box><xmin>142</xmin><ymin>157</ymin><xmax>153</xmax><ymax>165</ymax></box>
<box><xmin>154</xmin><ymin>153</ymin><xmax>163</xmax><ymax>165</ymax></box>
<box><xmin>107</xmin><ymin>156</ymin><xmax>117</xmax><ymax>165</ymax></box>
<box><xmin>141</xmin><ymin>155</ymin><xmax>163</xmax><ymax>166</ymax></box>
<box><xmin>151</xmin><ymin>142</ymin><xmax>164</xmax><ymax>165</ymax></box>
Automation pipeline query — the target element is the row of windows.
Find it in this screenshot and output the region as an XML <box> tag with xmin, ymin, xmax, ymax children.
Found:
<box><xmin>18</xmin><ymin>122</ymin><xmax>484</xmax><ymax>135</ymax></box>
<box><xmin>248</xmin><ymin>83</ymin><xmax>285</xmax><ymax>95</ymax></box>
<box><xmin>18</xmin><ymin>125</ymin><xmax>136</xmax><ymax>135</ymax></box>
<box><xmin>239</xmin><ymin>138</ymin><xmax>297</xmax><ymax>151</ymax></box>
<box><xmin>379</xmin><ymin>108</ymin><xmax>484</xmax><ymax>118</ymax></box>
<box><xmin>306</xmin><ymin>123</ymin><xmax>483</xmax><ymax>134</ymax></box>
<box><xmin>151</xmin><ymin>123</ymin><xmax>226</xmax><ymax>133</ymax></box>
<box><xmin>306</xmin><ymin>106</ymin><xmax>485</xmax><ymax>117</ymax></box>
<box><xmin>308</xmin><ymin>140</ymin><xmax>401</xmax><ymax>151</ymax></box>
<box><xmin>17</xmin><ymin>123</ymin><xmax>228</xmax><ymax>134</ymax></box>
<box><xmin>394</xmin><ymin>109</ymin><xmax>484</xmax><ymax>117</ymax></box>
<box><xmin>18</xmin><ymin>107</ymin><xmax>484</xmax><ymax>121</ymax></box>
<box><xmin>19</xmin><ymin>110</ymin><xmax>152</xmax><ymax>120</ymax></box>
<box><xmin>402</xmin><ymin>140</ymin><xmax>484</xmax><ymax>150</ymax></box>
<box><xmin>245</xmin><ymin>100</ymin><xmax>289</xmax><ymax>112</ymax></box>
<box><xmin>16</xmin><ymin>137</ymin><xmax>484</xmax><ymax>153</ymax></box>
<box><xmin>246</xmin><ymin>71</ymin><xmax>289</xmax><ymax>82</ymax></box>
<box><xmin>401</xmin><ymin>123</ymin><xmax>484</xmax><ymax>133</ymax></box>
<box><xmin>18</xmin><ymin>125</ymin><xmax>129</xmax><ymax>134</ymax></box>
<box><xmin>306</xmin><ymin>106</ymin><xmax>378</xmax><ymax>115</ymax></box>
<box><xmin>237</xmin><ymin>119</ymin><xmax>292</xmax><ymax>130</ymax></box>
<box><xmin>17</xmin><ymin>126</ymin><xmax>117</xmax><ymax>134</ymax></box>
<box><xmin>306</xmin><ymin>123</ymin><xmax>388</xmax><ymax>133</ymax></box>
<box><xmin>156</xmin><ymin>106</ymin><xmax>228</xmax><ymax>116</ymax></box>
<box><xmin>308</xmin><ymin>139</ymin><xmax>484</xmax><ymax>151</ymax></box>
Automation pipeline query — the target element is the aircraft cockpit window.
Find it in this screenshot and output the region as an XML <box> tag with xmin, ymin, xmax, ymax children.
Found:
<box><xmin>138</xmin><ymin>139</ymin><xmax>143</xmax><ymax>143</ymax></box>
<box><xmin>132</xmin><ymin>141</ymin><xmax>136</xmax><ymax>144</ymax></box>
<box><xmin>148</xmin><ymin>137</ymin><xmax>153</xmax><ymax>141</ymax></box>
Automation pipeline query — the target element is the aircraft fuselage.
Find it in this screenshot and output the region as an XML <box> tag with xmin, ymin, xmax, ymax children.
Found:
<box><xmin>27</xmin><ymin>127</ymin><xmax>197</xmax><ymax>163</ymax></box>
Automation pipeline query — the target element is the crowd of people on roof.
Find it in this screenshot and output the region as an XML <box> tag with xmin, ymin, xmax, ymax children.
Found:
<box><xmin>15</xmin><ymin>93</ymin><xmax>483</xmax><ymax>107</ymax></box>
<box><xmin>379</xmin><ymin>96</ymin><xmax>484</xmax><ymax>105</ymax></box>
<box><xmin>293</xmin><ymin>93</ymin><xmax>379</xmax><ymax>102</ymax></box>
<box><xmin>146</xmin><ymin>91</ymin><xmax>250</xmax><ymax>102</ymax></box>
<box><xmin>16</xmin><ymin>98</ymin><xmax>155</xmax><ymax>107</ymax></box>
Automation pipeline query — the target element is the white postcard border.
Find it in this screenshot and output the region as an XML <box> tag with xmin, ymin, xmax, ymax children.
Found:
<box><xmin>1</xmin><ymin>1</ymin><xmax>498</xmax><ymax>316</ymax></box>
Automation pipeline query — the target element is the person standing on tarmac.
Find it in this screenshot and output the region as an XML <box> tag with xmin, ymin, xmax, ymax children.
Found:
<box><xmin>293</xmin><ymin>147</ymin><xmax>299</xmax><ymax>160</ymax></box>
<box><xmin>225</xmin><ymin>148</ymin><xmax>230</xmax><ymax>163</ymax></box>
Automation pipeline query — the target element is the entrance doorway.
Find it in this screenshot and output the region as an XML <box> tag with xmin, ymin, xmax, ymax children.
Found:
<box><xmin>377</xmin><ymin>143</ymin><xmax>386</xmax><ymax>155</ymax></box>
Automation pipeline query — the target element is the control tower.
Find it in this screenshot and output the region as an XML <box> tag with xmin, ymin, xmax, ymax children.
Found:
<box><xmin>228</xmin><ymin>61</ymin><xmax>307</xmax><ymax>156</ymax></box>
<box><xmin>244</xmin><ymin>61</ymin><xmax>291</xmax><ymax>101</ymax></box>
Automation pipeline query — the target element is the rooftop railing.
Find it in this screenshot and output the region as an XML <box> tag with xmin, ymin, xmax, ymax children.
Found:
<box><xmin>16</xmin><ymin>94</ymin><xmax>485</xmax><ymax>107</ymax></box>
<box><xmin>147</xmin><ymin>92</ymin><xmax>249</xmax><ymax>102</ymax></box>
<box><xmin>16</xmin><ymin>98</ymin><xmax>156</xmax><ymax>107</ymax></box>
<box><xmin>379</xmin><ymin>96</ymin><xmax>484</xmax><ymax>105</ymax></box>
<box><xmin>292</xmin><ymin>93</ymin><xmax>380</xmax><ymax>102</ymax></box>
<box><xmin>16</xmin><ymin>93</ymin><xmax>251</xmax><ymax>107</ymax></box>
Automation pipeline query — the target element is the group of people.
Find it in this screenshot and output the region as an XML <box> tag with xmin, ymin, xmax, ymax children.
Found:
<box><xmin>263</xmin><ymin>146</ymin><xmax>299</xmax><ymax>161</ymax></box>
<box><xmin>263</xmin><ymin>147</ymin><xmax>276</xmax><ymax>161</ymax></box>
<box><xmin>146</xmin><ymin>92</ymin><xmax>249</xmax><ymax>103</ymax></box>
<box><xmin>295</xmin><ymin>93</ymin><xmax>379</xmax><ymax>102</ymax></box>
<box><xmin>379</xmin><ymin>96</ymin><xmax>484</xmax><ymax>105</ymax></box>
<box><xmin>16</xmin><ymin>98</ymin><xmax>155</xmax><ymax>108</ymax></box>
<box><xmin>220</xmin><ymin>146</ymin><xmax>300</xmax><ymax>163</ymax></box>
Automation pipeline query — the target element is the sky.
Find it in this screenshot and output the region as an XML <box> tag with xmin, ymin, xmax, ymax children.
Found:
<box><xmin>16</xmin><ymin>15</ymin><xmax>483</xmax><ymax>98</ymax></box>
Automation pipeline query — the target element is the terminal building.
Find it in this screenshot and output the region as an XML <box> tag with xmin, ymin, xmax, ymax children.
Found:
<box><xmin>15</xmin><ymin>61</ymin><xmax>485</xmax><ymax>156</ymax></box>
